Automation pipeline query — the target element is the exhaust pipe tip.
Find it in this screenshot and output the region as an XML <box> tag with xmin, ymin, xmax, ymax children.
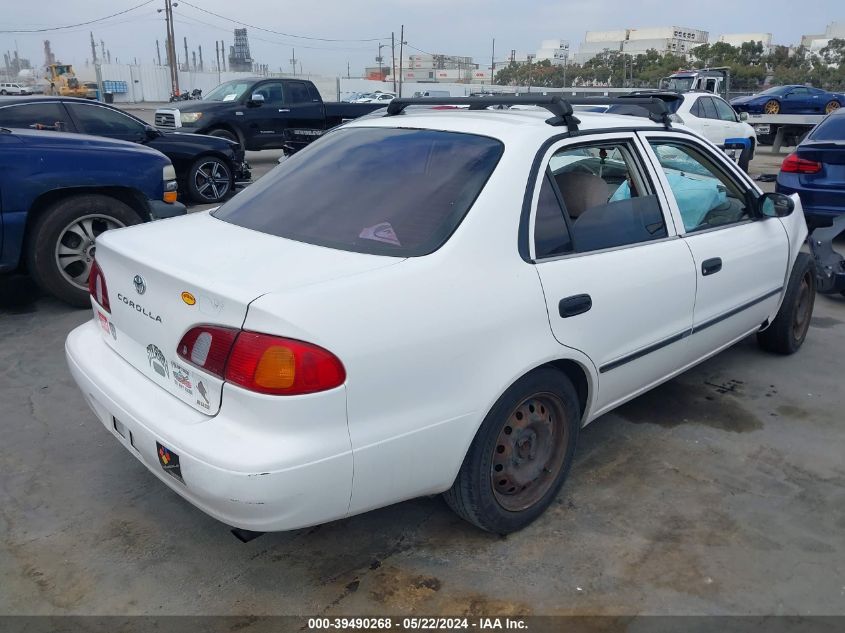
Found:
<box><xmin>231</xmin><ymin>527</ymin><xmax>264</xmax><ymax>543</ymax></box>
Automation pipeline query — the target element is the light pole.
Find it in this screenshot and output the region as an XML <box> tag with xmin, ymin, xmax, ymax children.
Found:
<box><xmin>157</xmin><ymin>0</ymin><xmax>179</xmax><ymax>96</ymax></box>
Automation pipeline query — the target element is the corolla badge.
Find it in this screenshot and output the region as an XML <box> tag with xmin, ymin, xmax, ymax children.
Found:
<box><xmin>133</xmin><ymin>275</ymin><xmax>146</xmax><ymax>295</ymax></box>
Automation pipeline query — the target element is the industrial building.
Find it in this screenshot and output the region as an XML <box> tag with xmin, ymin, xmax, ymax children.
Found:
<box><xmin>717</xmin><ymin>32</ymin><xmax>774</xmax><ymax>52</ymax></box>
<box><xmin>801</xmin><ymin>21</ymin><xmax>845</xmax><ymax>52</ymax></box>
<box><xmin>573</xmin><ymin>26</ymin><xmax>708</xmax><ymax>64</ymax></box>
<box><xmin>386</xmin><ymin>53</ymin><xmax>489</xmax><ymax>83</ymax></box>
<box><xmin>535</xmin><ymin>39</ymin><xmax>570</xmax><ymax>65</ymax></box>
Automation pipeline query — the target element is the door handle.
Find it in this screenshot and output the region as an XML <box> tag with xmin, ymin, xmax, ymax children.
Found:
<box><xmin>278</xmin><ymin>109</ymin><xmax>290</xmax><ymax>113</ymax></box>
<box><xmin>559</xmin><ymin>294</ymin><xmax>592</xmax><ymax>318</ymax></box>
<box><xmin>702</xmin><ymin>257</ymin><xmax>722</xmax><ymax>276</ymax></box>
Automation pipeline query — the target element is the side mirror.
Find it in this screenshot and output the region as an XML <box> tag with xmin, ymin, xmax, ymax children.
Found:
<box><xmin>248</xmin><ymin>92</ymin><xmax>265</xmax><ymax>106</ymax></box>
<box><xmin>144</xmin><ymin>125</ymin><xmax>160</xmax><ymax>139</ymax></box>
<box><xmin>759</xmin><ymin>192</ymin><xmax>795</xmax><ymax>218</ymax></box>
<box><xmin>739</xmin><ymin>111</ymin><xmax>749</xmax><ymax>121</ymax></box>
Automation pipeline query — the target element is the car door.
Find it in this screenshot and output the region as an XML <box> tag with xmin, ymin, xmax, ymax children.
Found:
<box><xmin>0</xmin><ymin>101</ymin><xmax>74</xmax><ymax>132</ymax></box>
<box><xmin>782</xmin><ymin>87</ymin><xmax>811</xmax><ymax>114</ymax></box>
<box><xmin>712</xmin><ymin>97</ymin><xmax>743</xmax><ymax>144</ymax></box>
<box><xmin>694</xmin><ymin>97</ymin><xmax>721</xmax><ymax>144</ymax></box>
<box><xmin>240</xmin><ymin>80</ymin><xmax>287</xmax><ymax>149</ymax></box>
<box><xmin>283</xmin><ymin>80</ymin><xmax>326</xmax><ymax>148</ymax></box>
<box><xmin>530</xmin><ymin>132</ymin><xmax>697</xmax><ymax>415</ymax></box>
<box><xmin>639</xmin><ymin>132</ymin><xmax>789</xmax><ymax>363</ymax></box>
<box><xmin>64</xmin><ymin>101</ymin><xmax>147</xmax><ymax>142</ymax></box>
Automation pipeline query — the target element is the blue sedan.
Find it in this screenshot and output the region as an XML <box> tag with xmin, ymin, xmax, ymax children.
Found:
<box><xmin>731</xmin><ymin>85</ymin><xmax>844</xmax><ymax>115</ymax></box>
<box><xmin>776</xmin><ymin>107</ymin><xmax>845</xmax><ymax>228</ymax></box>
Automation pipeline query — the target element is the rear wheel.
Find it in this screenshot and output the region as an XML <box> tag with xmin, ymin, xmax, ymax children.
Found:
<box><xmin>764</xmin><ymin>99</ymin><xmax>781</xmax><ymax>115</ymax></box>
<box><xmin>825</xmin><ymin>100</ymin><xmax>841</xmax><ymax>115</ymax></box>
<box><xmin>757</xmin><ymin>253</ymin><xmax>816</xmax><ymax>355</ymax></box>
<box><xmin>187</xmin><ymin>156</ymin><xmax>232</xmax><ymax>203</ymax></box>
<box><xmin>26</xmin><ymin>194</ymin><xmax>140</xmax><ymax>307</ymax></box>
<box><xmin>443</xmin><ymin>368</ymin><xmax>580</xmax><ymax>534</ymax></box>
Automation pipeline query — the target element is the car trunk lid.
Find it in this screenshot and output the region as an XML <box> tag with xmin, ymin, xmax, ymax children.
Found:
<box><xmin>91</xmin><ymin>212</ymin><xmax>402</xmax><ymax>415</ymax></box>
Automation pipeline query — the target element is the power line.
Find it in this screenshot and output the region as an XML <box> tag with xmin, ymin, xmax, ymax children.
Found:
<box><xmin>178</xmin><ymin>0</ymin><xmax>387</xmax><ymax>42</ymax></box>
<box><xmin>0</xmin><ymin>0</ymin><xmax>155</xmax><ymax>33</ymax></box>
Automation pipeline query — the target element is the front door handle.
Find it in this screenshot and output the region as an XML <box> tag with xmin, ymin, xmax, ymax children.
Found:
<box><xmin>559</xmin><ymin>294</ymin><xmax>592</xmax><ymax>318</ymax></box>
<box><xmin>278</xmin><ymin>108</ymin><xmax>290</xmax><ymax>113</ymax></box>
<box><xmin>702</xmin><ymin>257</ymin><xmax>722</xmax><ymax>276</ymax></box>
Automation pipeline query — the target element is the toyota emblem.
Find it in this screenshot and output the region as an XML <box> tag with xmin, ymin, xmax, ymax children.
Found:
<box><xmin>133</xmin><ymin>274</ymin><xmax>146</xmax><ymax>295</ymax></box>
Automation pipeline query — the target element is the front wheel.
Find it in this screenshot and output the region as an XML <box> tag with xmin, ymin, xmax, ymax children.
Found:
<box><xmin>187</xmin><ymin>156</ymin><xmax>233</xmax><ymax>203</ymax></box>
<box><xmin>764</xmin><ymin>99</ymin><xmax>781</xmax><ymax>115</ymax></box>
<box><xmin>0</xmin><ymin>90</ymin><xmax>7</xmax><ymax>95</ymax></box>
<box><xmin>443</xmin><ymin>368</ymin><xmax>580</xmax><ymax>534</ymax></box>
<box><xmin>757</xmin><ymin>253</ymin><xmax>816</xmax><ymax>355</ymax></box>
<box><xmin>26</xmin><ymin>194</ymin><xmax>141</xmax><ymax>307</ymax></box>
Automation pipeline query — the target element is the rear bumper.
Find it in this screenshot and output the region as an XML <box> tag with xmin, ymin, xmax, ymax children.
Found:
<box><xmin>148</xmin><ymin>199</ymin><xmax>187</xmax><ymax>219</ymax></box>
<box><xmin>775</xmin><ymin>181</ymin><xmax>845</xmax><ymax>224</ymax></box>
<box><xmin>65</xmin><ymin>320</ymin><xmax>353</xmax><ymax>531</ymax></box>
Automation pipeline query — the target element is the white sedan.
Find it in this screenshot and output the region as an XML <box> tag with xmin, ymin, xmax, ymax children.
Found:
<box><xmin>67</xmin><ymin>97</ymin><xmax>814</xmax><ymax>534</ymax></box>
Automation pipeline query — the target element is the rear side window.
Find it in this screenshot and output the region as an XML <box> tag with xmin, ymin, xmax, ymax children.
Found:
<box><xmin>214</xmin><ymin>127</ymin><xmax>504</xmax><ymax>256</ymax></box>
<box><xmin>808</xmin><ymin>113</ymin><xmax>845</xmax><ymax>141</ymax></box>
<box><xmin>0</xmin><ymin>102</ymin><xmax>71</xmax><ymax>131</ymax></box>
<box><xmin>287</xmin><ymin>82</ymin><xmax>312</xmax><ymax>103</ymax></box>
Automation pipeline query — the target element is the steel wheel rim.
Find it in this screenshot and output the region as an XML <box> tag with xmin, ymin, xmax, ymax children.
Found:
<box><xmin>793</xmin><ymin>270</ymin><xmax>813</xmax><ymax>341</ymax></box>
<box><xmin>54</xmin><ymin>214</ymin><xmax>125</xmax><ymax>290</ymax></box>
<box><xmin>826</xmin><ymin>101</ymin><xmax>841</xmax><ymax>114</ymax></box>
<box><xmin>491</xmin><ymin>393</ymin><xmax>568</xmax><ymax>512</ymax></box>
<box><xmin>764</xmin><ymin>100</ymin><xmax>780</xmax><ymax>114</ymax></box>
<box><xmin>194</xmin><ymin>160</ymin><xmax>231</xmax><ymax>201</ymax></box>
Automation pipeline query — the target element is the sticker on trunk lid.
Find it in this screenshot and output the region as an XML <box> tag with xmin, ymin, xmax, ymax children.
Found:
<box><xmin>146</xmin><ymin>344</ymin><xmax>169</xmax><ymax>378</ymax></box>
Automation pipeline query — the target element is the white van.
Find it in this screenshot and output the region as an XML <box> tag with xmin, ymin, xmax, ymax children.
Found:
<box><xmin>0</xmin><ymin>83</ymin><xmax>30</xmax><ymax>95</ymax></box>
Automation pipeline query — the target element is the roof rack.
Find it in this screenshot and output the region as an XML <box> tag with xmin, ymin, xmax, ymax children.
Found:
<box><xmin>385</xmin><ymin>95</ymin><xmax>582</xmax><ymax>132</ymax></box>
<box><xmin>565</xmin><ymin>97</ymin><xmax>673</xmax><ymax>128</ymax></box>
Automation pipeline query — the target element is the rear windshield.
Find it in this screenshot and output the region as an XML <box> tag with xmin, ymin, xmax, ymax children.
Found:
<box><xmin>214</xmin><ymin>127</ymin><xmax>504</xmax><ymax>256</ymax></box>
<box><xmin>807</xmin><ymin>113</ymin><xmax>845</xmax><ymax>142</ymax></box>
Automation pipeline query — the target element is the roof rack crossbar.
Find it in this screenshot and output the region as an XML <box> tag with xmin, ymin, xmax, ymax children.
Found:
<box><xmin>385</xmin><ymin>95</ymin><xmax>581</xmax><ymax>132</ymax></box>
<box><xmin>566</xmin><ymin>97</ymin><xmax>673</xmax><ymax>128</ymax></box>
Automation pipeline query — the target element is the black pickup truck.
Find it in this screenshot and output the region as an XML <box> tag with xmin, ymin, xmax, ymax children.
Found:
<box><xmin>155</xmin><ymin>77</ymin><xmax>384</xmax><ymax>153</ymax></box>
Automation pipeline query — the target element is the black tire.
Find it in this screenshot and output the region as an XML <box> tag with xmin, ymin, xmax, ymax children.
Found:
<box><xmin>757</xmin><ymin>253</ymin><xmax>816</xmax><ymax>355</ymax></box>
<box><xmin>187</xmin><ymin>155</ymin><xmax>233</xmax><ymax>204</ymax></box>
<box><xmin>738</xmin><ymin>143</ymin><xmax>752</xmax><ymax>173</ymax></box>
<box><xmin>207</xmin><ymin>128</ymin><xmax>239</xmax><ymax>144</ymax></box>
<box><xmin>443</xmin><ymin>367</ymin><xmax>580</xmax><ymax>534</ymax></box>
<box><xmin>26</xmin><ymin>194</ymin><xmax>141</xmax><ymax>307</ymax></box>
<box><xmin>757</xmin><ymin>133</ymin><xmax>774</xmax><ymax>147</ymax></box>
<box><xmin>0</xmin><ymin>90</ymin><xmax>7</xmax><ymax>95</ymax></box>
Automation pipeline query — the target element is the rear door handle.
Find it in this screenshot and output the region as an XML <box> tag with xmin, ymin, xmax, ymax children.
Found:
<box><xmin>559</xmin><ymin>294</ymin><xmax>592</xmax><ymax>318</ymax></box>
<box><xmin>702</xmin><ymin>257</ymin><xmax>722</xmax><ymax>276</ymax></box>
<box><xmin>278</xmin><ymin>109</ymin><xmax>290</xmax><ymax>113</ymax></box>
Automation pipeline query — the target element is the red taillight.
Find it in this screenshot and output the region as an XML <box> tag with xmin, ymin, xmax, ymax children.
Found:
<box><xmin>177</xmin><ymin>325</ymin><xmax>239</xmax><ymax>377</ymax></box>
<box><xmin>226</xmin><ymin>332</ymin><xmax>346</xmax><ymax>396</ymax></box>
<box><xmin>177</xmin><ymin>327</ymin><xmax>346</xmax><ymax>396</ymax></box>
<box><xmin>88</xmin><ymin>259</ymin><xmax>111</xmax><ymax>312</ymax></box>
<box><xmin>781</xmin><ymin>153</ymin><xmax>822</xmax><ymax>174</ymax></box>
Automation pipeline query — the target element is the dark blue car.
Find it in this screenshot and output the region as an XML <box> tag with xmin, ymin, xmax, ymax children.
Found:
<box><xmin>0</xmin><ymin>126</ymin><xmax>186</xmax><ymax>306</ymax></box>
<box><xmin>776</xmin><ymin>108</ymin><xmax>845</xmax><ymax>228</ymax></box>
<box><xmin>731</xmin><ymin>85</ymin><xmax>844</xmax><ymax>115</ymax></box>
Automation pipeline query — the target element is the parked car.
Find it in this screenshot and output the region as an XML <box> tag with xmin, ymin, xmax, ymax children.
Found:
<box><xmin>0</xmin><ymin>97</ymin><xmax>250</xmax><ymax>204</ymax></box>
<box><xmin>0</xmin><ymin>82</ymin><xmax>31</xmax><ymax>95</ymax></box>
<box><xmin>0</xmin><ymin>127</ymin><xmax>185</xmax><ymax>306</ymax></box>
<box><xmin>617</xmin><ymin>91</ymin><xmax>757</xmax><ymax>171</ymax></box>
<box><xmin>776</xmin><ymin>107</ymin><xmax>845</xmax><ymax>228</ymax></box>
<box><xmin>354</xmin><ymin>92</ymin><xmax>395</xmax><ymax>104</ymax></box>
<box><xmin>154</xmin><ymin>77</ymin><xmax>384</xmax><ymax>153</ymax></box>
<box><xmin>412</xmin><ymin>90</ymin><xmax>451</xmax><ymax>98</ymax></box>
<box><xmin>67</xmin><ymin>96</ymin><xmax>813</xmax><ymax>535</ymax></box>
<box><xmin>731</xmin><ymin>85</ymin><xmax>845</xmax><ymax>115</ymax></box>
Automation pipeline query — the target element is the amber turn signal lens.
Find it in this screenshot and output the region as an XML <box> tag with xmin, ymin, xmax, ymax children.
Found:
<box><xmin>163</xmin><ymin>191</ymin><xmax>178</xmax><ymax>203</ymax></box>
<box><xmin>253</xmin><ymin>346</ymin><xmax>296</xmax><ymax>389</ymax></box>
<box><xmin>181</xmin><ymin>291</ymin><xmax>196</xmax><ymax>305</ymax></box>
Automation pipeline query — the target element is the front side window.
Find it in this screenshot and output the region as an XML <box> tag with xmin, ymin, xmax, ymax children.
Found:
<box><xmin>215</xmin><ymin>127</ymin><xmax>503</xmax><ymax>256</ymax></box>
<box><xmin>713</xmin><ymin>98</ymin><xmax>738</xmax><ymax>122</ymax></box>
<box><xmin>649</xmin><ymin>141</ymin><xmax>751</xmax><ymax>233</ymax></box>
<box><xmin>534</xmin><ymin>141</ymin><xmax>667</xmax><ymax>256</ymax></box>
<box><xmin>0</xmin><ymin>102</ymin><xmax>71</xmax><ymax>131</ymax></box>
<box><xmin>253</xmin><ymin>82</ymin><xmax>284</xmax><ymax>104</ymax></box>
<box><xmin>67</xmin><ymin>103</ymin><xmax>145</xmax><ymax>140</ymax></box>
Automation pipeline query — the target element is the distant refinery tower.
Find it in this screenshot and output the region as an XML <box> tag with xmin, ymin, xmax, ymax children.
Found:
<box><xmin>43</xmin><ymin>40</ymin><xmax>56</xmax><ymax>66</ymax></box>
<box><xmin>228</xmin><ymin>28</ymin><xmax>253</xmax><ymax>72</ymax></box>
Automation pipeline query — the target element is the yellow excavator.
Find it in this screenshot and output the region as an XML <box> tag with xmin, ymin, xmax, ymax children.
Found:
<box><xmin>44</xmin><ymin>64</ymin><xmax>89</xmax><ymax>98</ymax></box>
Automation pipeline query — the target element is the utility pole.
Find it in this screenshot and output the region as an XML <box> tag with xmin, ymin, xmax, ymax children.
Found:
<box><xmin>192</xmin><ymin>51</ymin><xmax>196</xmax><ymax>71</ymax></box>
<box><xmin>290</xmin><ymin>48</ymin><xmax>297</xmax><ymax>75</ymax></box>
<box><xmin>398</xmin><ymin>25</ymin><xmax>404</xmax><ymax>98</ymax></box>
<box><xmin>183</xmin><ymin>37</ymin><xmax>189</xmax><ymax>72</ymax></box>
<box><xmin>347</xmin><ymin>61</ymin><xmax>350</xmax><ymax>79</ymax></box>
<box><xmin>100</xmin><ymin>40</ymin><xmax>105</xmax><ymax>61</ymax></box>
<box><xmin>391</xmin><ymin>32</ymin><xmax>396</xmax><ymax>92</ymax></box>
<box><xmin>491</xmin><ymin>37</ymin><xmax>495</xmax><ymax>84</ymax></box>
<box><xmin>215</xmin><ymin>41</ymin><xmax>221</xmax><ymax>82</ymax></box>
<box><xmin>198</xmin><ymin>45</ymin><xmax>203</xmax><ymax>71</ymax></box>
<box><xmin>158</xmin><ymin>0</ymin><xmax>179</xmax><ymax>95</ymax></box>
<box><xmin>220</xmin><ymin>41</ymin><xmax>226</xmax><ymax>71</ymax></box>
<box><xmin>90</xmin><ymin>32</ymin><xmax>104</xmax><ymax>101</ymax></box>
<box><xmin>156</xmin><ymin>40</ymin><xmax>161</xmax><ymax>65</ymax></box>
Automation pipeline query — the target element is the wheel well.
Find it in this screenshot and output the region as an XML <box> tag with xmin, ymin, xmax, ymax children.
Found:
<box><xmin>544</xmin><ymin>359</ymin><xmax>590</xmax><ymax>421</ymax></box>
<box><xmin>24</xmin><ymin>187</ymin><xmax>149</xmax><ymax>256</ymax></box>
<box><xmin>202</xmin><ymin>125</ymin><xmax>244</xmax><ymax>146</ymax></box>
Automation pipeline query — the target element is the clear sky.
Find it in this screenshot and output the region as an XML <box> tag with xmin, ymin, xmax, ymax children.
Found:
<box><xmin>1</xmin><ymin>0</ymin><xmax>841</xmax><ymax>76</ymax></box>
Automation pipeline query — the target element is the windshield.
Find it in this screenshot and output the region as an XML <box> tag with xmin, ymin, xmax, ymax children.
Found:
<box><xmin>204</xmin><ymin>80</ymin><xmax>253</xmax><ymax>102</ymax></box>
<box><xmin>758</xmin><ymin>86</ymin><xmax>790</xmax><ymax>96</ymax></box>
<box><xmin>660</xmin><ymin>77</ymin><xmax>694</xmax><ymax>92</ymax></box>
<box><xmin>214</xmin><ymin>127</ymin><xmax>504</xmax><ymax>256</ymax></box>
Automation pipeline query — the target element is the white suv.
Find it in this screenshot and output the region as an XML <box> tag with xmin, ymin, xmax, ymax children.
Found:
<box><xmin>620</xmin><ymin>91</ymin><xmax>757</xmax><ymax>171</ymax></box>
<box><xmin>67</xmin><ymin>95</ymin><xmax>812</xmax><ymax>535</ymax></box>
<box><xmin>0</xmin><ymin>83</ymin><xmax>31</xmax><ymax>96</ymax></box>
